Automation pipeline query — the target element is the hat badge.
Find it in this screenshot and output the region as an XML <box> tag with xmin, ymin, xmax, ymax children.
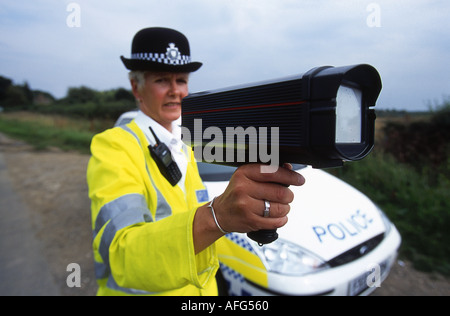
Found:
<box><xmin>166</xmin><ymin>43</ymin><xmax>181</xmax><ymax>62</ymax></box>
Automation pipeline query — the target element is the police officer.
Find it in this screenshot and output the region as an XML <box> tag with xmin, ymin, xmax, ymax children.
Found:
<box><xmin>87</xmin><ymin>27</ymin><xmax>304</xmax><ymax>296</ymax></box>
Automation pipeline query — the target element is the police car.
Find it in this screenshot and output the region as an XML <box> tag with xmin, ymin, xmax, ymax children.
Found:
<box><xmin>115</xmin><ymin>112</ymin><xmax>401</xmax><ymax>296</ymax></box>
<box><xmin>198</xmin><ymin>162</ymin><xmax>401</xmax><ymax>296</ymax></box>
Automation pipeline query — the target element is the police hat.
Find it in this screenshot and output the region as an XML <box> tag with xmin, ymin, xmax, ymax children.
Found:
<box><xmin>120</xmin><ymin>27</ymin><xmax>202</xmax><ymax>73</ymax></box>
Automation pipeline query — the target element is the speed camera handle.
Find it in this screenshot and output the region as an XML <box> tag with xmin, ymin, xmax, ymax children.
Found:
<box><xmin>247</xmin><ymin>229</ymin><xmax>279</xmax><ymax>246</ymax></box>
<box><xmin>247</xmin><ymin>168</ymin><xmax>290</xmax><ymax>246</ymax></box>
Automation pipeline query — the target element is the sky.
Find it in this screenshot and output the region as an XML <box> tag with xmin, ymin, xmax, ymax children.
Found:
<box><xmin>0</xmin><ymin>0</ymin><xmax>449</xmax><ymax>111</ymax></box>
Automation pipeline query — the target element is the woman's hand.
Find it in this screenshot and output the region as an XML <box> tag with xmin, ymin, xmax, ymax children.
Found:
<box><xmin>213</xmin><ymin>164</ymin><xmax>305</xmax><ymax>233</ymax></box>
<box><xmin>193</xmin><ymin>164</ymin><xmax>305</xmax><ymax>254</ymax></box>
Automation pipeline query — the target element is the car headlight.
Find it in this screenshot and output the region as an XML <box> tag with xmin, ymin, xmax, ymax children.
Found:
<box><xmin>253</xmin><ymin>238</ymin><xmax>329</xmax><ymax>276</ymax></box>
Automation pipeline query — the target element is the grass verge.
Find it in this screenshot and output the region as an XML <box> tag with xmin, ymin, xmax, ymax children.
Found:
<box><xmin>329</xmin><ymin>151</ymin><xmax>450</xmax><ymax>276</ymax></box>
<box><xmin>0</xmin><ymin>115</ymin><xmax>95</xmax><ymax>154</ymax></box>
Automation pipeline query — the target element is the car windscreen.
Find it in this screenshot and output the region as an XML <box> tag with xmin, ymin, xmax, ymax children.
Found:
<box><xmin>197</xmin><ymin>162</ymin><xmax>237</xmax><ymax>182</ymax></box>
<box><xmin>197</xmin><ymin>162</ymin><xmax>306</xmax><ymax>182</ymax></box>
<box><xmin>116</xmin><ymin>118</ymin><xmax>134</xmax><ymax>126</ymax></box>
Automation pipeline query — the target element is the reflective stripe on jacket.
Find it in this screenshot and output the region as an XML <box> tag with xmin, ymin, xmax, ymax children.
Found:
<box><xmin>87</xmin><ymin>121</ymin><xmax>219</xmax><ymax>296</ymax></box>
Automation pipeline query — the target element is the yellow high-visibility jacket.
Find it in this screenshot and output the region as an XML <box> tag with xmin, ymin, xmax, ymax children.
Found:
<box><xmin>87</xmin><ymin>121</ymin><xmax>219</xmax><ymax>296</ymax></box>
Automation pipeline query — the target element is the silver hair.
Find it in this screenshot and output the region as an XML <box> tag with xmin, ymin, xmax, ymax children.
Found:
<box><xmin>128</xmin><ymin>71</ymin><xmax>147</xmax><ymax>92</ymax></box>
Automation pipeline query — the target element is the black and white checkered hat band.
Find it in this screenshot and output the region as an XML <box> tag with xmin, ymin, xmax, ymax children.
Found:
<box><xmin>131</xmin><ymin>52</ymin><xmax>192</xmax><ymax>65</ymax></box>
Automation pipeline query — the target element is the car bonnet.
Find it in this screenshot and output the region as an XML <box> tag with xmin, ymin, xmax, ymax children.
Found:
<box><xmin>279</xmin><ymin>166</ymin><xmax>386</xmax><ymax>261</ymax></box>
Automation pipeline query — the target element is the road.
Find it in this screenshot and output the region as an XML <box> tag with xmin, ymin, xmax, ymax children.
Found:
<box><xmin>0</xmin><ymin>133</ymin><xmax>95</xmax><ymax>296</ymax></box>
<box><xmin>0</xmin><ymin>132</ymin><xmax>449</xmax><ymax>296</ymax></box>
<box><xmin>0</xmin><ymin>149</ymin><xmax>60</xmax><ymax>295</ymax></box>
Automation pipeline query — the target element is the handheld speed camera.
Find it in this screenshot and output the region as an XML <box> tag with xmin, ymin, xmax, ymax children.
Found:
<box><xmin>182</xmin><ymin>64</ymin><xmax>382</xmax><ymax>245</ymax></box>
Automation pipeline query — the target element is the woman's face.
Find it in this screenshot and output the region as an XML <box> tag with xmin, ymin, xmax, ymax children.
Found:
<box><xmin>133</xmin><ymin>72</ymin><xmax>189</xmax><ymax>132</ymax></box>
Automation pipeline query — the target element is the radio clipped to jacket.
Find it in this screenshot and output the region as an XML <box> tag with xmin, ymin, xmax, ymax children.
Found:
<box><xmin>148</xmin><ymin>127</ymin><xmax>182</xmax><ymax>186</ymax></box>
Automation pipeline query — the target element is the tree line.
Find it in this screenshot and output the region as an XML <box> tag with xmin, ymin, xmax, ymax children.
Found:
<box><xmin>0</xmin><ymin>75</ymin><xmax>137</xmax><ymax>120</ymax></box>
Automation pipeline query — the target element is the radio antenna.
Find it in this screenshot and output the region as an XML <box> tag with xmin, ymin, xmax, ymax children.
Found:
<box><xmin>149</xmin><ymin>127</ymin><xmax>161</xmax><ymax>146</ymax></box>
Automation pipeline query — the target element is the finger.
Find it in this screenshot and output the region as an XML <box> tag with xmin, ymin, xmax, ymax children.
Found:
<box><xmin>246</xmin><ymin>198</ymin><xmax>290</xmax><ymax>218</ymax></box>
<box><xmin>249</xmin><ymin>182</ymin><xmax>295</xmax><ymax>204</ymax></box>
<box><xmin>251</xmin><ymin>214</ymin><xmax>289</xmax><ymax>231</ymax></box>
<box><xmin>263</xmin><ymin>201</ymin><xmax>291</xmax><ymax>219</ymax></box>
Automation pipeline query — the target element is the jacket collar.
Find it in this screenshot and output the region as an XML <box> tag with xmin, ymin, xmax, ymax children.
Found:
<box><xmin>134</xmin><ymin>111</ymin><xmax>183</xmax><ymax>151</ymax></box>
